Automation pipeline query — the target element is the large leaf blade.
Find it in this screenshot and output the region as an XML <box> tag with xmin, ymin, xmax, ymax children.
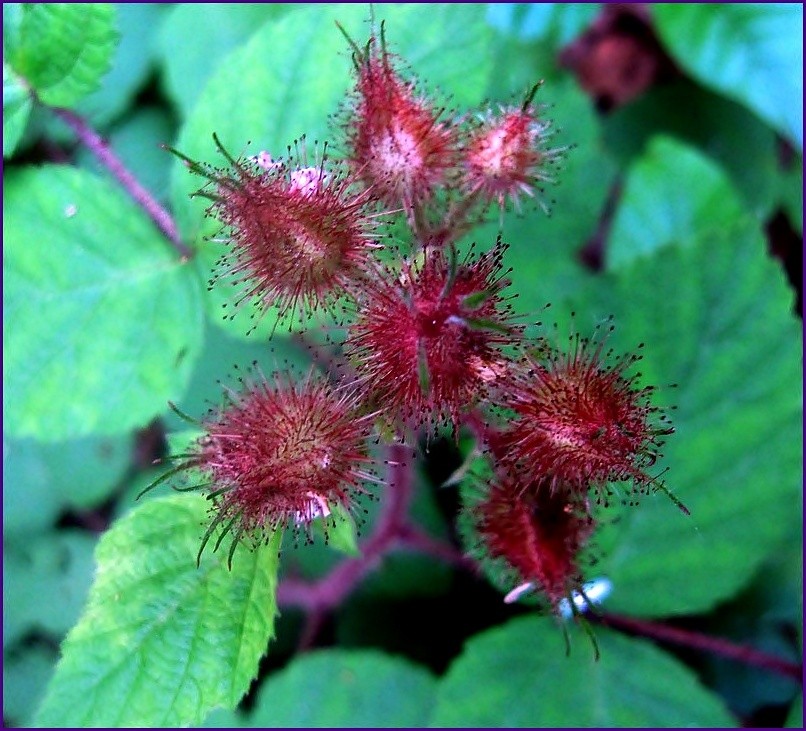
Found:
<box><xmin>35</xmin><ymin>495</ymin><xmax>282</xmax><ymax>727</ymax></box>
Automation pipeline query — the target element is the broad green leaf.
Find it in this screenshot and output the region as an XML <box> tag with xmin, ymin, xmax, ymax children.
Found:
<box><xmin>431</xmin><ymin>615</ymin><xmax>736</xmax><ymax>727</ymax></box>
<box><xmin>248</xmin><ymin>649</ymin><xmax>438</xmax><ymax>727</ymax></box>
<box><xmin>590</xmin><ymin>221</ymin><xmax>801</xmax><ymax>616</ymax></box>
<box><xmin>163</xmin><ymin>320</ymin><xmax>313</xmax><ymax>430</ymax></box>
<box><xmin>5</xmin><ymin>3</ymin><xmax>118</xmax><ymax>107</ymax></box>
<box><xmin>3</xmin><ymin>434</ymin><xmax>131</xmax><ymax>535</ymax></box>
<box><xmin>653</xmin><ymin>4</ymin><xmax>803</xmax><ymax>149</ymax></box>
<box><xmin>3</xmin><ymin>531</ymin><xmax>97</xmax><ymax>647</ymax></box>
<box><xmin>73</xmin><ymin>3</ymin><xmax>167</xmax><ymax>127</ymax></box>
<box><xmin>3</xmin><ymin>644</ymin><xmax>58</xmax><ymax>727</ymax></box>
<box><xmin>3</xmin><ymin>61</ymin><xmax>31</xmax><ymax>157</ymax></box>
<box><xmin>605</xmin><ymin>135</ymin><xmax>745</xmax><ymax>269</ymax></box>
<box><xmin>3</xmin><ymin>165</ymin><xmax>204</xmax><ymax>441</ymax></box>
<box><xmin>35</xmin><ymin>495</ymin><xmax>282</xmax><ymax>727</ymax></box>
<box><xmin>602</xmin><ymin>79</ymin><xmax>781</xmax><ymax>221</ymax></box>
<box><xmin>157</xmin><ymin>3</ymin><xmax>296</xmax><ymax>118</ymax></box>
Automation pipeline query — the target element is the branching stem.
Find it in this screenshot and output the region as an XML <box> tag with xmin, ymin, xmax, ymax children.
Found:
<box><xmin>51</xmin><ymin>106</ymin><xmax>192</xmax><ymax>260</ymax></box>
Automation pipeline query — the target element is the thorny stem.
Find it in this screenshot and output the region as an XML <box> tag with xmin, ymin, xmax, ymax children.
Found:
<box><xmin>51</xmin><ymin>106</ymin><xmax>192</xmax><ymax>261</ymax></box>
<box><xmin>592</xmin><ymin>611</ymin><xmax>803</xmax><ymax>681</ymax></box>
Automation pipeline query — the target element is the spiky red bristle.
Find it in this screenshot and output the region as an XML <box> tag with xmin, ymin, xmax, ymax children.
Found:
<box><xmin>343</xmin><ymin>29</ymin><xmax>458</xmax><ymax>209</ymax></box>
<box><xmin>346</xmin><ymin>241</ymin><xmax>518</xmax><ymax>434</ymax></box>
<box><xmin>169</xmin><ymin>370</ymin><xmax>379</xmax><ymax>564</ymax></box>
<box><xmin>176</xmin><ymin>138</ymin><xmax>383</xmax><ymax>329</ymax></box>
<box><xmin>497</xmin><ymin>326</ymin><xmax>674</xmax><ymax>503</ymax></box>
<box><xmin>474</xmin><ymin>474</ymin><xmax>595</xmax><ymax>612</ymax></box>
<box><xmin>461</xmin><ymin>85</ymin><xmax>565</xmax><ymax>214</ymax></box>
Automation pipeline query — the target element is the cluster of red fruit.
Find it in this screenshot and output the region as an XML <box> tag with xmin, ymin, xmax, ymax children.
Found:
<box><xmin>161</xmin><ymin>21</ymin><xmax>675</xmax><ymax>616</ymax></box>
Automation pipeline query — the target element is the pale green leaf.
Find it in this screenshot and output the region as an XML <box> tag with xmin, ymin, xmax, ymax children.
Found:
<box><xmin>3</xmin><ymin>644</ymin><xmax>58</xmax><ymax>727</ymax></box>
<box><xmin>157</xmin><ymin>3</ymin><xmax>296</xmax><ymax>118</ymax></box>
<box><xmin>312</xmin><ymin>501</ymin><xmax>360</xmax><ymax>557</ymax></box>
<box><xmin>3</xmin><ymin>434</ymin><xmax>131</xmax><ymax>535</ymax></box>
<box><xmin>6</xmin><ymin>3</ymin><xmax>118</xmax><ymax>107</ymax></box>
<box><xmin>431</xmin><ymin>615</ymin><xmax>736</xmax><ymax>727</ymax></box>
<box><xmin>602</xmin><ymin>80</ymin><xmax>781</xmax><ymax>221</ymax></box>
<box><xmin>3</xmin><ymin>531</ymin><xmax>97</xmax><ymax>647</ymax></box>
<box><xmin>606</xmin><ymin>135</ymin><xmax>745</xmax><ymax>269</ymax></box>
<box><xmin>3</xmin><ymin>165</ymin><xmax>204</xmax><ymax>441</ymax></box>
<box><xmin>35</xmin><ymin>495</ymin><xmax>282</xmax><ymax>727</ymax></box>
<box><xmin>3</xmin><ymin>61</ymin><xmax>31</xmax><ymax>157</ymax></box>
<box><xmin>249</xmin><ymin>649</ymin><xmax>437</xmax><ymax>727</ymax></box>
<box><xmin>653</xmin><ymin>4</ymin><xmax>803</xmax><ymax>149</ymax></box>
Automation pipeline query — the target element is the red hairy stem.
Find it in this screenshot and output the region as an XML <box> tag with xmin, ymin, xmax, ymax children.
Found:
<box><xmin>277</xmin><ymin>442</ymin><xmax>415</xmax><ymax>611</ymax></box>
<box><xmin>594</xmin><ymin>611</ymin><xmax>803</xmax><ymax>681</ymax></box>
<box><xmin>51</xmin><ymin>106</ymin><xmax>191</xmax><ymax>259</ymax></box>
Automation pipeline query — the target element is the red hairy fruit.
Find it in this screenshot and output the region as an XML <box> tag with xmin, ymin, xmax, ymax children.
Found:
<box><xmin>154</xmin><ymin>369</ymin><xmax>379</xmax><ymax>566</ymax></box>
<box><xmin>497</xmin><ymin>322</ymin><xmax>675</xmax><ymax>503</ymax></box>
<box><xmin>172</xmin><ymin>136</ymin><xmax>382</xmax><ymax>329</ymax></box>
<box><xmin>473</xmin><ymin>474</ymin><xmax>595</xmax><ymax>613</ymax></box>
<box><xmin>461</xmin><ymin>84</ymin><xmax>566</xmax><ymax>214</ymax></box>
<box><xmin>341</xmin><ymin>23</ymin><xmax>458</xmax><ymax>209</ymax></box>
<box><xmin>347</xmin><ymin>241</ymin><xmax>517</xmax><ymax>435</ymax></box>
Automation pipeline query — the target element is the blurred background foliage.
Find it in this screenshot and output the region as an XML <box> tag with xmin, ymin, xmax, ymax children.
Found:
<box><xmin>3</xmin><ymin>3</ymin><xmax>802</xmax><ymax>727</ymax></box>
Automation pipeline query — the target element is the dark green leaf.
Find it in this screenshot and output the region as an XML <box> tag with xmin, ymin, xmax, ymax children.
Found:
<box><xmin>3</xmin><ymin>434</ymin><xmax>131</xmax><ymax>535</ymax></box>
<box><xmin>3</xmin><ymin>531</ymin><xmax>97</xmax><ymax>647</ymax></box>
<box><xmin>248</xmin><ymin>649</ymin><xmax>437</xmax><ymax>727</ymax></box>
<box><xmin>35</xmin><ymin>495</ymin><xmax>282</xmax><ymax>727</ymax></box>
<box><xmin>157</xmin><ymin>3</ymin><xmax>295</xmax><ymax>117</ymax></box>
<box><xmin>652</xmin><ymin>4</ymin><xmax>803</xmax><ymax>148</ymax></box>
<box><xmin>5</xmin><ymin>3</ymin><xmax>118</xmax><ymax>107</ymax></box>
<box><xmin>3</xmin><ymin>643</ymin><xmax>58</xmax><ymax>727</ymax></box>
<box><xmin>3</xmin><ymin>61</ymin><xmax>31</xmax><ymax>157</ymax></box>
<box><xmin>591</xmin><ymin>221</ymin><xmax>801</xmax><ymax>616</ymax></box>
<box><xmin>431</xmin><ymin>615</ymin><xmax>736</xmax><ymax>727</ymax></box>
<box><xmin>602</xmin><ymin>80</ymin><xmax>781</xmax><ymax>221</ymax></box>
<box><xmin>606</xmin><ymin>135</ymin><xmax>745</xmax><ymax>269</ymax></box>
<box><xmin>3</xmin><ymin>165</ymin><xmax>204</xmax><ymax>440</ymax></box>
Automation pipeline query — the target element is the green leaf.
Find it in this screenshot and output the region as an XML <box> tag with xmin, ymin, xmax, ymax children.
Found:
<box><xmin>5</xmin><ymin>3</ymin><xmax>118</xmax><ymax>107</ymax></box>
<box><xmin>72</xmin><ymin>3</ymin><xmax>167</xmax><ymax>127</ymax></box>
<box><xmin>430</xmin><ymin>615</ymin><xmax>736</xmax><ymax>727</ymax></box>
<box><xmin>3</xmin><ymin>165</ymin><xmax>204</xmax><ymax>441</ymax></box>
<box><xmin>3</xmin><ymin>531</ymin><xmax>97</xmax><ymax>647</ymax></box>
<box><xmin>157</xmin><ymin>3</ymin><xmax>295</xmax><ymax>118</ymax></box>
<box><xmin>652</xmin><ymin>4</ymin><xmax>803</xmax><ymax>149</ymax></box>
<box><xmin>588</xmin><ymin>220</ymin><xmax>802</xmax><ymax>616</ymax></box>
<box><xmin>248</xmin><ymin>649</ymin><xmax>438</xmax><ymax>727</ymax></box>
<box><xmin>312</xmin><ymin>501</ymin><xmax>361</xmax><ymax>557</ymax></box>
<box><xmin>35</xmin><ymin>495</ymin><xmax>282</xmax><ymax>727</ymax></box>
<box><xmin>786</xmin><ymin>694</ymin><xmax>803</xmax><ymax>728</ymax></box>
<box><xmin>3</xmin><ymin>434</ymin><xmax>131</xmax><ymax>535</ymax></box>
<box><xmin>3</xmin><ymin>61</ymin><xmax>32</xmax><ymax>157</ymax></box>
<box><xmin>602</xmin><ymin>79</ymin><xmax>782</xmax><ymax>222</ymax></box>
<box><xmin>778</xmin><ymin>153</ymin><xmax>803</xmax><ymax>234</ymax></box>
<box><xmin>3</xmin><ymin>643</ymin><xmax>58</xmax><ymax>727</ymax></box>
<box><xmin>606</xmin><ymin>135</ymin><xmax>745</xmax><ymax>269</ymax></box>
